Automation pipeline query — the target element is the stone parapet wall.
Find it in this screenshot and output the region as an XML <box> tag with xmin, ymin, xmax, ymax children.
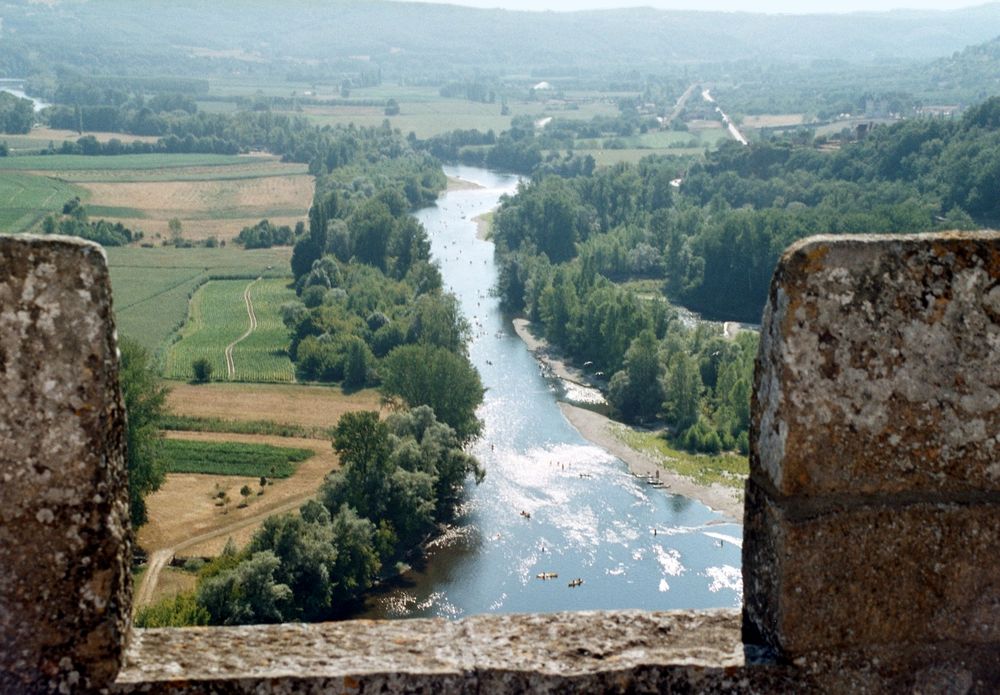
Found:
<box><xmin>0</xmin><ymin>236</ymin><xmax>131</xmax><ymax>694</ymax></box>
<box><xmin>746</xmin><ymin>233</ymin><xmax>1000</xmax><ymax>662</ymax></box>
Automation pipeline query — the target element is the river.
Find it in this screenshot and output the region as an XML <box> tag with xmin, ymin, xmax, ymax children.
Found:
<box><xmin>0</xmin><ymin>81</ymin><xmax>49</xmax><ymax>112</ymax></box>
<box><xmin>363</xmin><ymin>165</ymin><xmax>742</xmax><ymax>619</ymax></box>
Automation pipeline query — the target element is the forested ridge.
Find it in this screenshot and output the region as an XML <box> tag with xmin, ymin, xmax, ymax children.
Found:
<box><xmin>5</xmin><ymin>0</ymin><xmax>1000</xmax><ymax>81</ymax></box>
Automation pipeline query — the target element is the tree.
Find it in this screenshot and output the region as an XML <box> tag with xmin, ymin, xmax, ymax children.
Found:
<box><xmin>192</xmin><ymin>357</ymin><xmax>213</xmax><ymax>383</ymax></box>
<box><xmin>328</xmin><ymin>411</ymin><xmax>393</xmax><ymax>519</ymax></box>
<box><xmin>663</xmin><ymin>352</ymin><xmax>702</xmax><ymax>431</ymax></box>
<box><xmin>343</xmin><ymin>337</ymin><xmax>373</xmax><ymax>389</ymax></box>
<box><xmin>384</xmin><ymin>98</ymin><xmax>400</xmax><ymax>116</ymax></box>
<box><xmin>608</xmin><ymin>330</ymin><xmax>665</xmax><ymax>423</ymax></box>
<box><xmin>381</xmin><ymin>345</ymin><xmax>484</xmax><ymax>442</ymax></box>
<box><xmin>168</xmin><ymin>217</ymin><xmax>183</xmax><ymax>243</ymax></box>
<box><xmin>118</xmin><ymin>336</ymin><xmax>168</xmax><ymax>527</ymax></box>
<box><xmin>197</xmin><ymin>551</ymin><xmax>293</xmax><ymax>625</ymax></box>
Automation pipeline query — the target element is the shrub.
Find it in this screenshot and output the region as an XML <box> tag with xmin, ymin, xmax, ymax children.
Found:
<box><xmin>192</xmin><ymin>357</ymin><xmax>213</xmax><ymax>383</ymax></box>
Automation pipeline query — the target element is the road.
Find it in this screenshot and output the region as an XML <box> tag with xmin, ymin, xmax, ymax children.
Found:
<box><xmin>665</xmin><ymin>83</ymin><xmax>698</xmax><ymax>126</ymax></box>
<box><xmin>224</xmin><ymin>277</ymin><xmax>260</xmax><ymax>379</ymax></box>
<box><xmin>702</xmin><ymin>88</ymin><xmax>748</xmax><ymax>146</ymax></box>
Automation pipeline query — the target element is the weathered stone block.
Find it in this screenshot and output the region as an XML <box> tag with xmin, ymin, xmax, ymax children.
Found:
<box><xmin>753</xmin><ymin>232</ymin><xmax>1000</xmax><ymax>496</ymax></box>
<box><xmin>0</xmin><ymin>235</ymin><xmax>131</xmax><ymax>692</ymax></box>
<box><xmin>743</xmin><ymin>479</ymin><xmax>1000</xmax><ymax>654</ymax></box>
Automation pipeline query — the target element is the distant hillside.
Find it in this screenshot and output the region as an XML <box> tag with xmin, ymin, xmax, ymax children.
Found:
<box><xmin>924</xmin><ymin>35</ymin><xmax>1000</xmax><ymax>102</ymax></box>
<box><xmin>4</xmin><ymin>0</ymin><xmax>1000</xmax><ymax>79</ymax></box>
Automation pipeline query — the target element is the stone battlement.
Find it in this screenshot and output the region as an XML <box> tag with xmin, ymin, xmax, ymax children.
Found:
<box><xmin>1</xmin><ymin>233</ymin><xmax>998</xmax><ymax>693</ymax></box>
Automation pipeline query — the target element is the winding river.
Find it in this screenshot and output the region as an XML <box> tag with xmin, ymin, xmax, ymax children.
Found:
<box><xmin>363</xmin><ymin>165</ymin><xmax>742</xmax><ymax>618</ymax></box>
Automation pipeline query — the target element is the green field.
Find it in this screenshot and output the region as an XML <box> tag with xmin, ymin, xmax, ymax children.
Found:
<box><xmin>107</xmin><ymin>246</ymin><xmax>292</xmax><ymax>356</ymax></box>
<box><xmin>160</xmin><ymin>438</ymin><xmax>313</xmax><ymax>478</ymax></box>
<box><xmin>0</xmin><ymin>153</ymin><xmax>252</xmax><ymax>171</ymax></box>
<box><xmin>163</xmin><ymin>277</ymin><xmax>296</xmax><ymax>383</ymax></box>
<box><xmin>271</xmin><ymin>84</ymin><xmax>620</xmax><ymax>138</ymax></box>
<box><xmin>0</xmin><ymin>172</ymin><xmax>84</xmax><ymax>233</ymax></box>
<box><xmin>230</xmin><ymin>278</ymin><xmax>299</xmax><ymax>382</ymax></box>
<box><xmin>572</xmin><ymin>148</ymin><xmax>705</xmax><ymax>167</ymax></box>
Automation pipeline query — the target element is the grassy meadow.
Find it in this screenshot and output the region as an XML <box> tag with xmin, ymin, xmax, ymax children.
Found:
<box><xmin>0</xmin><ymin>172</ymin><xmax>84</xmax><ymax>232</ymax></box>
<box><xmin>107</xmin><ymin>246</ymin><xmax>291</xmax><ymax>355</ymax></box>
<box><xmin>163</xmin><ymin>278</ymin><xmax>296</xmax><ymax>383</ymax></box>
<box><xmin>160</xmin><ymin>438</ymin><xmax>314</xmax><ymax>478</ymax></box>
<box><xmin>611</xmin><ymin>425</ymin><xmax>748</xmax><ymax>490</ymax></box>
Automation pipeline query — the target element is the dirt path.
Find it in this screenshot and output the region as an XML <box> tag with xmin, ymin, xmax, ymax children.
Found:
<box><xmin>224</xmin><ymin>277</ymin><xmax>260</xmax><ymax>379</ymax></box>
<box><xmin>134</xmin><ymin>489</ymin><xmax>322</xmax><ymax>608</ymax></box>
<box><xmin>135</xmin><ymin>430</ymin><xmax>340</xmax><ymax>608</ymax></box>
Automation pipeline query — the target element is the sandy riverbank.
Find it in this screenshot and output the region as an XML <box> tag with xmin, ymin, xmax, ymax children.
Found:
<box><xmin>559</xmin><ymin>403</ymin><xmax>743</xmax><ymax>522</ymax></box>
<box><xmin>512</xmin><ymin>317</ymin><xmax>744</xmax><ymax>522</ymax></box>
<box><xmin>446</xmin><ymin>176</ymin><xmax>484</xmax><ymax>191</ymax></box>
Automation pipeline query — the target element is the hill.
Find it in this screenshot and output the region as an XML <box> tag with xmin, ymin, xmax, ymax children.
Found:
<box><xmin>5</xmin><ymin>1</ymin><xmax>1000</xmax><ymax>81</ymax></box>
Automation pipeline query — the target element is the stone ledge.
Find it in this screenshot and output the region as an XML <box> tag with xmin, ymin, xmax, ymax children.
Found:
<box><xmin>113</xmin><ymin>610</ymin><xmax>750</xmax><ymax>693</ymax></box>
<box><xmin>110</xmin><ymin>610</ymin><xmax>1000</xmax><ymax>693</ymax></box>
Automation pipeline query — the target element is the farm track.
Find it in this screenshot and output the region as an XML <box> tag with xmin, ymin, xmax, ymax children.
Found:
<box><xmin>135</xmin><ymin>431</ymin><xmax>341</xmax><ymax>608</ymax></box>
<box><xmin>134</xmin><ymin>491</ymin><xmax>319</xmax><ymax>609</ymax></box>
<box><xmin>225</xmin><ymin>277</ymin><xmax>260</xmax><ymax>379</ymax></box>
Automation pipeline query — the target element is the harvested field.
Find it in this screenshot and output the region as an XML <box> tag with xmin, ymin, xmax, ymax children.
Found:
<box><xmin>165</xmin><ymin>381</ymin><xmax>383</xmax><ymax>429</ymax></box>
<box><xmin>102</xmin><ymin>215</ymin><xmax>304</xmax><ymax>241</ymax></box>
<box><xmin>139</xmin><ymin>431</ymin><xmax>341</xmax><ymax>558</ymax></box>
<box><xmin>26</xmin><ymin>127</ymin><xmax>162</xmax><ymax>144</ymax></box>
<box><xmin>741</xmin><ymin>114</ymin><xmax>806</xmax><ymax>128</ymax></box>
<box><xmin>80</xmin><ymin>174</ymin><xmax>313</xmax><ymax>224</ymax></box>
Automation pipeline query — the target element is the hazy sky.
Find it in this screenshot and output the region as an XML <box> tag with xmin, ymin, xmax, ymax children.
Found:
<box><xmin>401</xmin><ymin>0</ymin><xmax>986</xmax><ymax>13</ymax></box>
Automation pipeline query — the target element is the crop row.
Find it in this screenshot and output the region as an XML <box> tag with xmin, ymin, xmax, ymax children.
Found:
<box><xmin>160</xmin><ymin>438</ymin><xmax>314</xmax><ymax>478</ymax></box>
<box><xmin>162</xmin><ymin>277</ymin><xmax>296</xmax><ymax>383</ymax></box>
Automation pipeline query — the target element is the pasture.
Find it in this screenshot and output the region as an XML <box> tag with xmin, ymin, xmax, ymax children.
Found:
<box><xmin>0</xmin><ymin>171</ymin><xmax>83</xmax><ymax>232</ymax></box>
<box><xmin>160</xmin><ymin>438</ymin><xmax>314</xmax><ymax>478</ymax></box>
<box><xmin>106</xmin><ymin>245</ymin><xmax>291</xmax><ymax>355</ymax></box>
<box><xmin>0</xmin><ymin>153</ymin><xmax>251</xmax><ymax>171</ymax></box>
<box><xmin>163</xmin><ymin>278</ymin><xmax>297</xmax><ymax>383</ymax></box>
